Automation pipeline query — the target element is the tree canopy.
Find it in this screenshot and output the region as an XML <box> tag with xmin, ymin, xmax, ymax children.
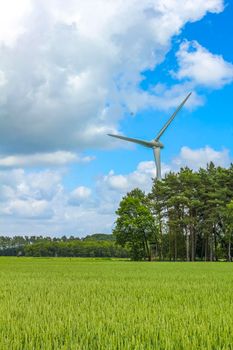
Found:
<box><xmin>0</xmin><ymin>234</ymin><xmax>129</xmax><ymax>258</ymax></box>
<box><xmin>113</xmin><ymin>189</ymin><xmax>157</xmax><ymax>260</ymax></box>
<box><xmin>114</xmin><ymin>163</ymin><xmax>233</xmax><ymax>261</ymax></box>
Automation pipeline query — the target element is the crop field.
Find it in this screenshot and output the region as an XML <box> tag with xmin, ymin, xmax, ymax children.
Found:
<box><xmin>0</xmin><ymin>258</ymin><xmax>233</xmax><ymax>350</ymax></box>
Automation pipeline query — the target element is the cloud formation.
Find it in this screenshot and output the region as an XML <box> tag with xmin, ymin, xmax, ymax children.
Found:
<box><xmin>173</xmin><ymin>146</ymin><xmax>230</xmax><ymax>169</ymax></box>
<box><xmin>0</xmin><ymin>151</ymin><xmax>94</xmax><ymax>168</ymax></box>
<box><xmin>0</xmin><ymin>0</ymin><xmax>232</xmax><ymax>236</ymax></box>
<box><xmin>175</xmin><ymin>40</ymin><xmax>233</xmax><ymax>88</ymax></box>
<box><xmin>0</xmin><ymin>0</ymin><xmax>224</xmax><ymax>157</ymax></box>
<box><xmin>69</xmin><ymin>186</ymin><xmax>92</xmax><ymax>205</ymax></box>
<box><xmin>1</xmin><ymin>145</ymin><xmax>230</xmax><ymax>235</ymax></box>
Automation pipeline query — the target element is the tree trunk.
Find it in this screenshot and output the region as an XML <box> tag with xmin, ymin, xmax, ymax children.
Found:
<box><xmin>205</xmin><ymin>237</ymin><xmax>208</xmax><ymax>262</ymax></box>
<box><xmin>168</xmin><ymin>227</ymin><xmax>172</xmax><ymax>262</ymax></box>
<box><xmin>185</xmin><ymin>227</ymin><xmax>190</xmax><ymax>261</ymax></box>
<box><xmin>174</xmin><ymin>232</ymin><xmax>177</xmax><ymax>262</ymax></box>
<box><xmin>214</xmin><ymin>225</ymin><xmax>218</xmax><ymax>261</ymax></box>
<box><xmin>144</xmin><ymin>238</ymin><xmax>151</xmax><ymax>261</ymax></box>
<box><xmin>155</xmin><ymin>243</ymin><xmax>158</xmax><ymax>261</ymax></box>
<box><xmin>189</xmin><ymin>210</ymin><xmax>195</xmax><ymax>261</ymax></box>
<box><xmin>191</xmin><ymin>225</ymin><xmax>195</xmax><ymax>261</ymax></box>
<box><xmin>228</xmin><ymin>238</ymin><xmax>232</xmax><ymax>262</ymax></box>
<box><xmin>209</xmin><ymin>233</ymin><xmax>213</xmax><ymax>262</ymax></box>
<box><xmin>158</xmin><ymin>213</ymin><xmax>163</xmax><ymax>261</ymax></box>
<box><xmin>200</xmin><ymin>237</ymin><xmax>204</xmax><ymax>261</ymax></box>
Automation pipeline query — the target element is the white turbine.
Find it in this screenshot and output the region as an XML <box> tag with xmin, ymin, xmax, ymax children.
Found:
<box><xmin>108</xmin><ymin>92</ymin><xmax>192</xmax><ymax>180</ymax></box>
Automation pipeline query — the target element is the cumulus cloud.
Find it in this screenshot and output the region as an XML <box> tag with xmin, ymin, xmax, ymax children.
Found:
<box><xmin>0</xmin><ymin>0</ymin><xmax>231</xmax><ymax>236</ymax></box>
<box><xmin>0</xmin><ymin>0</ymin><xmax>224</xmax><ymax>158</ymax></box>
<box><xmin>69</xmin><ymin>186</ymin><xmax>92</xmax><ymax>205</ymax></box>
<box><xmin>148</xmin><ymin>83</ymin><xmax>203</xmax><ymax>110</ymax></box>
<box><xmin>173</xmin><ymin>146</ymin><xmax>231</xmax><ymax>169</ymax></box>
<box><xmin>0</xmin><ymin>71</ymin><xmax>7</xmax><ymax>86</ymax></box>
<box><xmin>0</xmin><ymin>0</ymin><xmax>32</xmax><ymax>46</ymax></box>
<box><xmin>3</xmin><ymin>199</ymin><xmax>53</xmax><ymax>219</ymax></box>
<box><xmin>174</xmin><ymin>40</ymin><xmax>233</xmax><ymax>88</ymax></box>
<box><xmin>0</xmin><ymin>168</ymin><xmax>64</xmax><ymax>233</ymax></box>
<box><xmin>0</xmin><ymin>145</ymin><xmax>231</xmax><ymax>235</ymax></box>
<box><xmin>0</xmin><ymin>151</ymin><xmax>94</xmax><ymax>168</ymax></box>
<box><xmin>0</xmin><ymin>160</ymin><xmax>158</xmax><ymax>234</ymax></box>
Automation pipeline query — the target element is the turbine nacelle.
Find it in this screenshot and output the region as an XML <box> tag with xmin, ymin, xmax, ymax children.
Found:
<box><xmin>151</xmin><ymin>141</ymin><xmax>164</xmax><ymax>149</ymax></box>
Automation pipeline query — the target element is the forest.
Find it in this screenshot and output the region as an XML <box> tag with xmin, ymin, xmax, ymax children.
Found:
<box><xmin>0</xmin><ymin>234</ymin><xmax>129</xmax><ymax>258</ymax></box>
<box><xmin>114</xmin><ymin>163</ymin><xmax>233</xmax><ymax>261</ymax></box>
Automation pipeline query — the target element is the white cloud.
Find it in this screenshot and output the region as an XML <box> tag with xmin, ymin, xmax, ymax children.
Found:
<box><xmin>0</xmin><ymin>0</ymin><xmax>224</xmax><ymax>158</ymax></box>
<box><xmin>69</xmin><ymin>186</ymin><xmax>92</xmax><ymax>205</ymax></box>
<box><xmin>0</xmin><ymin>151</ymin><xmax>94</xmax><ymax>168</ymax></box>
<box><xmin>105</xmin><ymin>172</ymin><xmax>129</xmax><ymax>191</ymax></box>
<box><xmin>101</xmin><ymin>161</ymin><xmax>156</xmax><ymax>193</ymax></box>
<box><xmin>174</xmin><ymin>40</ymin><xmax>233</xmax><ymax>88</ymax></box>
<box><xmin>0</xmin><ymin>1</ymin><xmax>230</xmax><ymax>236</ymax></box>
<box><xmin>0</xmin><ymin>0</ymin><xmax>32</xmax><ymax>46</ymax></box>
<box><xmin>3</xmin><ymin>199</ymin><xmax>53</xmax><ymax>219</ymax></box>
<box><xmin>0</xmin><ymin>169</ymin><xmax>63</xmax><ymax>202</ymax></box>
<box><xmin>0</xmin><ymin>160</ymin><xmax>158</xmax><ymax>234</ymax></box>
<box><xmin>0</xmin><ymin>144</ymin><xmax>231</xmax><ymax>235</ymax></box>
<box><xmin>0</xmin><ymin>71</ymin><xmax>7</xmax><ymax>86</ymax></box>
<box><xmin>151</xmin><ymin>83</ymin><xmax>204</xmax><ymax>110</ymax></box>
<box><xmin>173</xmin><ymin>146</ymin><xmax>231</xmax><ymax>169</ymax></box>
<box><xmin>0</xmin><ymin>168</ymin><xmax>64</xmax><ymax>231</ymax></box>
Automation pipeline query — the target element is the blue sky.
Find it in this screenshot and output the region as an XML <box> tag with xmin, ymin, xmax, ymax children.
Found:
<box><xmin>0</xmin><ymin>0</ymin><xmax>232</xmax><ymax>235</ymax></box>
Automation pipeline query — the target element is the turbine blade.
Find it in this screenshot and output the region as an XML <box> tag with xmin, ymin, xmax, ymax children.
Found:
<box><xmin>108</xmin><ymin>134</ymin><xmax>154</xmax><ymax>148</ymax></box>
<box><xmin>155</xmin><ymin>92</ymin><xmax>192</xmax><ymax>141</ymax></box>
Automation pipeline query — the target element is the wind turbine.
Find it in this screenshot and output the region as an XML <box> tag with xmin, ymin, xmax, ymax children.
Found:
<box><xmin>108</xmin><ymin>92</ymin><xmax>191</xmax><ymax>180</ymax></box>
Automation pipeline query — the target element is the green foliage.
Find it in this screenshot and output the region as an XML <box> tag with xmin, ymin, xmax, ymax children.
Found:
<box><xmin>23</xmin><ymin>240</ymin><xmax>129</xmax><ymax>258</ymax></box>
<box><xmin>115</xmin><ymin>164</ymin><xmax>233</xmax><ymax>261</ymax></box>
<box><xmin>83</xmin><ymin>233</ymin><xmax>115</xmax><ymax>241</ymax></box>
<box><xmin>149</xmin><ymin>163</ymin><xmax>233</xmax><ymax>261</ymax></box>
<box><xmin>0</xmin><ymin>235</ymin><xmax>129</xmax><ymax>258</ymax></box>
<box><xmin>113</xmin><ymin>189</ymin><xmax>157</xmax><ymax>260</ymax></box>
<box><xmin>1</xmin><ymin>258</ymin><xmax>233</xmax><ymax>349</ymax></box>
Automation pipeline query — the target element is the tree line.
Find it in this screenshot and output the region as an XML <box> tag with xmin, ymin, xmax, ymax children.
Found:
<box><xmin>2</xmin><ymin>163</ymin><xmax>233</xmax><ymax>261</ymax></box>
<box><xmin>114</xmin><ymin>163</ymin><xmax>233</xmax><ymax>261</ymax></box>
<box><xmin>0</xmin><ymin>234</ymin><xmax>129</xmax><ymax>258</ymax></box>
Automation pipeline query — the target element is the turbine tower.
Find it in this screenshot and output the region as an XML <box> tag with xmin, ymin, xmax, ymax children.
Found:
<box><xmin>108</xmin><ymin>92</ymin><xmax>191</xmax><ymax>180</ymax></box>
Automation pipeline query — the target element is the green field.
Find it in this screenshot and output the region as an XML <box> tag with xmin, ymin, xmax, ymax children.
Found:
<box><xmin>0</xmin><ymin>258</ymin><xmax>233</xmax><ymax>349</ymax></box>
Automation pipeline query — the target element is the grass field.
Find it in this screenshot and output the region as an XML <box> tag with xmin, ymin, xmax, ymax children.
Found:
<box><xmin>0</xmin><ymin>258</ymin><xmax>233</xmax><ymax>349</ymax></box>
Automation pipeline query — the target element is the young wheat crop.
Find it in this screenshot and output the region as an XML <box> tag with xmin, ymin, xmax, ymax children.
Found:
<box><xmin>0</xmin><ymin>258</ymin><xmax>232</xmax><ymax>349</ymax></box>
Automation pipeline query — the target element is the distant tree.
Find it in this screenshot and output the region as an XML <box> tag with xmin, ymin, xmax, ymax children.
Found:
<box><xmin>83</xmin><ymin>233</ymin><xmax>114</xmax><ymax>241</ymax></box>
<box><xmin>113</xmin><ymin>189</ymin><xmax>157</xmax><ymax>261</ymax></box>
